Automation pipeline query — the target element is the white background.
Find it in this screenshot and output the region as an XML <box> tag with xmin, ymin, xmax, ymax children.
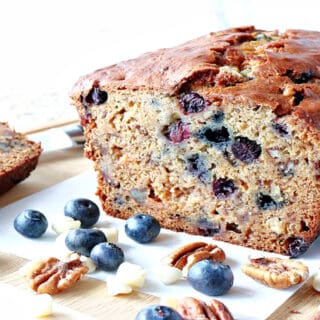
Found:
<box><xmin>0</xmin><ymin>0</ymin><xmax>320</xmax><ymax>131</ymax></box>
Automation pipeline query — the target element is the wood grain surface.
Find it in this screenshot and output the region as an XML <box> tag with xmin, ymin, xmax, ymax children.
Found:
<box><xmin>0</xmin><ymin>252</ymin><xmax>158</xmax><ymax>319</ymax></box>
<box><xmin>0</xmin><ymin>145</ymin><xmax>320</xmax><ymax>319</ymax></box>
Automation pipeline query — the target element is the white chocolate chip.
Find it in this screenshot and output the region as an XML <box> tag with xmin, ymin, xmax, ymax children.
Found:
<box><xmin>155</xmin><ymin>266</ymin><xmax>182</xmax><ymax>285</ymax></box>
<box><xmin>159</xmin><ymin>296</ymin><xmax>179</xmax><ymax>310</ymax></box>
<box><xmin>51</xmin><ymin>216</ymin><xmax>81</xmax><ymax>235</ymax></box>
<box><xmin>106</xmin><ymin>277</ymin><xmax>133</xmax><ymax>296</ymax></box>
<box><xmin>313</xmin><ymin>271</ymin><xmax>320</xmax><ymax>292</ymax></box>
<box><xmin>28</xmin><ymin>293</ymin><xmax>53</xmax><ymax>317</ymax></box>
<box><xmin>116</xmin><ymin>262</ymin><xmax>146</xmax><ymax>288</ymax></box>
<box><xmin>99</xmin><ymin>227</ymin><xmax>119</xmax><ymax>243</ymax></box>
<box><xmin>80</xmin><ymin>256</ymin><xmax>97</xmax><ymax>273</ymax></box>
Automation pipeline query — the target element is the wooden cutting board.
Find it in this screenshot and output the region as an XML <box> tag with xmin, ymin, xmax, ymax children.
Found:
<box><xmin>1</xmin><ymin>146</ymin><xmax>320</xmax><ymax>319</ymax></box>
<box><xmin>0</xmin><ymin>251</ymin><xmax>158</xmax><ymax>319</ymax></box>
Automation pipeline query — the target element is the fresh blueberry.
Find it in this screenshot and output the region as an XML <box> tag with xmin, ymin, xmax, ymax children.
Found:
<box><xmin>125</xmin><ymin>213</ymin><xmax>161</xmax><ymax>243</ymax></box>
<box><xmin>14</xmin><ymin>209</ymin><xmax>48</xmax><ymax>238</ymax></box>
<box><xmin>64</xmin><ymin>198</ymin><xmax>100</xmax><ymax>228</ymax></box>
<box><xmin>90</xmin><ymin>242</ymin><xmax>124</xmax><ymax>271</ymax></box>
<box><xmin>81</xmin><ymin>86</ymin><xmax>108</xmax><ymax>106</ymax></box>
<box><xmin>231</xmin><ymin>136</ymin><xmax>261</xmax><ymax>163</ymax></box>
<box><xmin>188</xmin><ymin>259</ymin><xmax>234</xmax><ymax>296</ymax></box>
<box><xmin>179</xmin><ymin>92</ymin><xmax>206</xmax><ymax>114</ymax></box>
<box><xmin>186</xmin><ymin>154</ymin><xmax>208</xmax><ymax>183</ymax></box>
<box><xmin>135</xmin><ymin>305</ymin><xmax>183</xmax><ymax>320</ymax></box>
<box><xmin>163</xmin><ymin>120</ymin><xmax>191</xmax><ymax>143</ymax></box>
<box><xmin>65</xmin><ymin>228</ymin><xmax>107</xmax><ymax>256</ymax></box>
<box><xmin>256</xmin><ymin>192</ymin><xmax>277</xmax><ymax>210</ymax></box>
<box><xmin>212</xmin><ymin>178</ymin><xmax>236</xmax><ymax>198</ymax></box>
<box><xmin>287</xmin><ymin>237</ymin><xmax>309</xmax><ymax>258</ymax></box>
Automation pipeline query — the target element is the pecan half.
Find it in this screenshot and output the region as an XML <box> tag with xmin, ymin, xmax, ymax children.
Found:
<box><xmin>162</xmin><ymin>241</ymin><xmax>225</xmax><ymax>277</ymax></box>
<box><xmin>177</xmin><ymin>297</ymin><xmax>234</xmax><ymax>320</ymax></box>
<box><xmin>22</xmin><ymin>255</ymin><xmax>89</xmax><ymax>294</ymax></box>
<box><xmin>241</xmin><ymin>256</ymin><xmax>309</xmax><ymax>289</ymax></box>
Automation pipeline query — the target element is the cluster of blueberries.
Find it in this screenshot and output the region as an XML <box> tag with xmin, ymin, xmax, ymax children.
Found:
<box><xmin>13</xmin><ymin>198</ymin><xmax>234</xmax><ymax>320</ymax></box>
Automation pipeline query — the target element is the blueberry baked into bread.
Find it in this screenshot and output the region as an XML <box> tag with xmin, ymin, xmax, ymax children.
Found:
<box><xmin>71</xmin><ymin>26</ymin><xmax>320</xmax><ymax>257</ymax></box>
<box><xmin>0</xmin><ymin>122</ymin><xmax>42</xmax><ymax>194</ymax></box>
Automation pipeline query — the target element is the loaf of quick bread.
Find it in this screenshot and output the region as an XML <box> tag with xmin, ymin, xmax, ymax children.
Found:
<box><xmin>71</xmin><ymin>26</ymin><xmax>320</xmax><ymax>256</ymax></box>
<box><xmin>0</xmin><ymin>122</ymin><xmax>42</xmax><ymax>194</ymax></box>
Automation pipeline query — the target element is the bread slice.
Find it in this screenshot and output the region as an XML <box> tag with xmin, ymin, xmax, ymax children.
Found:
<box><xmin>0</xmin><ymin>122</ymin><xmax>42</xmax><ymax>194</ymax></box>
<box><xmin>71</xmin><ymin>26</ymin><xmax>320</xmax><ymax>256</ymax></box>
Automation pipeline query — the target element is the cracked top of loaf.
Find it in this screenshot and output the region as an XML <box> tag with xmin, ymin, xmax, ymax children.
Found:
<box><xmin>71</xmin><ymin>26</ymin><xmax>320</xmax><ymax>129</ymax></box>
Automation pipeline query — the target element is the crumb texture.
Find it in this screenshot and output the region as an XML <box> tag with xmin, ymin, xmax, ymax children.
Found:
<box><xmin>0</xmin><ymin>122</ymin><xmax>42</xmax><ymax>194</ymax></box>
<box><xmin>71</xmin><ymin>26</ymin><xmax>320</xmax><ymax>256</ymax></box>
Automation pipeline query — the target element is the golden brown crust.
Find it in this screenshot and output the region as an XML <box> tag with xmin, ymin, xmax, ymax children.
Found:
<box><xmin>71</xmin><ymin>26</ymin><xmax>320</xmax><ymax>129</ymax></box>
<box><xmin>70</xmin><ymin>26</ymin><xmax>255</xmax><ymax>95</ymax></box>
<box><xmin>0</xmin><ymin>122</ymin><xmax>42</xmax><ymax>195</ymax></box>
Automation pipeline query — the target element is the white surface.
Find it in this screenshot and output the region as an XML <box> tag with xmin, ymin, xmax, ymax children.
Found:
<box><xmin>28</xmin><ymin>128</ymin><xmax>74</xmax><ymax>152</ymax></box>
<box><xmin>1</xmin><ymin>171</ymin><xmax>320</xmax><ymax>319</ymax></box>
<box><xmin>1</xmin><ymin>0</ymin><xmax>320</xmax><ymax>131</ymax></box>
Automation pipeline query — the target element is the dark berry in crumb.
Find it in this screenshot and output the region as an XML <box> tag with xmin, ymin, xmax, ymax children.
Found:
<box><xmin>90</xmin><ymin>242</ymin><xmax>124</xmax><ymax>271</ymax></box>
<box><xmin>212</xmin><ymin>178</ymin><xmax>236</xmax><ymax>199</ymax></box>
<box><xmin>82</xmin><ymin>86</ymin><xmax>108</xmax><ymax>106</ymax></box>
<box><xmin>135</xmin><ymin>305</ymin><xmax>182</xmax><ymax>320</ymax></box>
<box><xmin>272</xmin><ymin>123</ymin><xmax>289</xmax><ymax>137</ymax></box>
<box><xmin>203</xmin><ymin>126</ymin><xmax>230</xmax><ymax>144</ymax></box>
<box><xmin>231</xmin><ymin>136</ymin><xmax>261</xmax><ymax>163</ymax></box>
<box><xmin>65</xmin><ymin>228</ymin><xmax>107</xmax><ymax>256</ymax></box>
<box><xmin>14</xmin><ymin>209</ymin><xmax>48</xmax><ymax>238</ymax></box>
<box><xmin>64</xmin><ymin>198</ymin><xmax>100</xmax><ymax>228</ymax></box>
<box><xmin>285</xmin><ymin>69</ymin><xmax>314</xmax><ymax>84</ymax></box>
<box><xmin>197</xmin><ymin>218</ymin><xmax>221</xmax><ymax>236</ymax></box>
<box><xmin>179</xmin><ymin>92</ymin><xmax>206</xmax><ymax>114</ymax></box>
<box><xmin>293</xmin><ymin>91</ymin><xmax>304</xmax><ymax>106</ymax></box>
<box><xmin>188</xmin><ymin>259</ymin><xmax>234</xmax><ymax>296</ymax></box>
<box><xmin>163</xmin><ymin>120</ymin><xmax>191</xmax><ymax>143</ymax></box>
<box><xmin>256</xmin><ymin>192</ymin><xmax>277</xmax><ymax>210</ymax></box>
<box><xmin>186</xmin><ymin>154</ymin><xmax>208</xmax><ymax>183</ymax></box>
<box><xmin>212</xmin><ymin>110</ymin><xmax>225</xmax><ymax>123</ymax></box>
<box><xmin>287</xmin><ymin>237</ymin><xmax>309</xmax><ymax>258</ymax></box>
<box><xmin>125</xmin><ymin>213</ymin><xmax>161</xmax><ymax>243</ymax></box>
